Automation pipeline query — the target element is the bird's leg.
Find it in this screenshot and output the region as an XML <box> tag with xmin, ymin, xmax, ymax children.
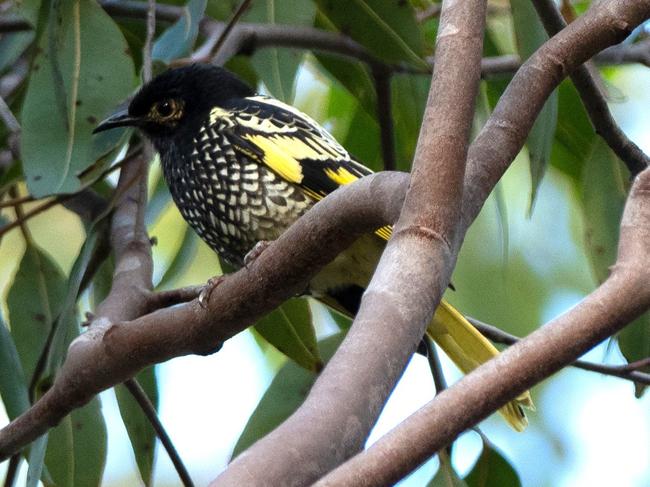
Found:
<box><xmin>244</xmin><ymin>240</ymin><xmax>272</xmax><ymax>268</ymax></box>
<box><xmin>198</xmin><ymin>275</ymin><xmax>225</xmax><ymax>309</ymax></box>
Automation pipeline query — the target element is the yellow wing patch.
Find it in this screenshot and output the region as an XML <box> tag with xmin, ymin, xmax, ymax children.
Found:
<box><xmin>243</xmin><ymin>134</ymin><xmax>305</xmax><ymax>184</ymax></box>
<box><xmin>324</xmin><ymin>167</ymin><xmax>361</xmax><ymax>186</ymax></box>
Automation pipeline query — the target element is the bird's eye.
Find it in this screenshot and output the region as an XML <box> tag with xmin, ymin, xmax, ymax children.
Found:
<box><xmin>151</xmin><ymin>98</ymin><xmax>183</xmax><ymax>122</ymax></box>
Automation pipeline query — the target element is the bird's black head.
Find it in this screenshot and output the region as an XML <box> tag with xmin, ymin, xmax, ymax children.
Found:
<box><xmin>94</xmin><ymin>64</ymin><xmax>254</xmax><ymax>145</ymax></box>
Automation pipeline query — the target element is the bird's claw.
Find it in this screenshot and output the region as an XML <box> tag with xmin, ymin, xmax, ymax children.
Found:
<box><xmin>244</xmin><ymin>240</ymin><xmax>272</xmax><ymax>268</ymax></box>
<box><xmin>198</xmin><ymin>276</ymin><xmax>225</xmax><ymax>309</ymax></box>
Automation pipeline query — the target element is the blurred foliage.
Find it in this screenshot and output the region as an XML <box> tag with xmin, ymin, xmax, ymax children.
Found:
<box><xmin>0</xmin><ymin>0</ymin><xmax>648</xmax><ymax>485</ymax></box>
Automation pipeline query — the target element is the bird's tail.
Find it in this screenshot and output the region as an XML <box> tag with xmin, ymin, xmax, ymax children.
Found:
<box><xmin>427</xmin><ymin>300</ymin><xmax>535</xmax><ymax>432</ymax></box>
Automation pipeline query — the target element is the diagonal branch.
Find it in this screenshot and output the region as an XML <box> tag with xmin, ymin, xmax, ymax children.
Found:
<box><xmin>212</xmin><ymin>0</ymin><xmax>487</xmax><ymax>485</ymax></box>
<box><xmin>0</xmin><ymin>171</ymin><xmax>410</xmax><ymax>461</ymax></box>
<box><xmin>317</xmin><ymin>166</ymin><xmax>650</xmax><ymax>486</ymax></box>
<box><xmin>532</xmin><ymin>0</ymin><xmax>649</xmax><ymax>175</ymax></box>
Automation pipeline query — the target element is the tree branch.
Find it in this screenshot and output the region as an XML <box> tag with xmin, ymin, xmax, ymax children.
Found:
<box><xmin>316</xmin><ymin>166</ymin><xmax>650</xmax><ymax>486</ymax></box>
<box><xmin>468</xmin><ymin>318</ymin><xmax>650</xmax><ymax>385</ymax></box>
<box><xmin>212</xmin><ymin>0</ymin><xmax>487</xmax><ymax>484</ymax></box>
<box><xmin>0</xmin><ymin>171</ymin><xmax>410</xmax><ymax>461</ymax></box>
<box><xmin>532</xmin><ymin>0</ymin><xmax>649</xmax><ymax>175</ymax></box>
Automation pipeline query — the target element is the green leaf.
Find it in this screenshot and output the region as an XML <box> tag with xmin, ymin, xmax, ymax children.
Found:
<box><xmin>0</xmin><ymin>318</ymin><xmax>30</xmax><ymax>419</ymax></box>
<box><xmin>464</xmin><ymin>433</ymin><xmax>521</xmax><ymax>487</ymax></box>
<box><xmin>618</xmin><ymin>314</ymin><xmax>650</xmax><ymax>397</ymax></box>
<box><xmin>316</xmin><ymin>0</ymin><xmax>427</xmax><ymax>68</ymax></box>
<box><xmin>428</xmin><ymin>451</ymin><xmax>467</xmax><ymax>487</ymax></box>
<box><xmin>314</xmin><ymin>10</ymin><xmax>376</xmax><ymax>116</ymax></box>
<box><xmin>152</xmin><ymin>0</ymin><xmax>207</xmax><ymax>64</ymax></box>
<box><xmin>115</xmin><ymin>369</ymin><xmax>159</xmax><ymax>486</ymax></box>
<box><xmin>26</xmin><ymin>434</ymin><xmax>48</xmax><ymax>487</ymax></box>
<box><xmin>552</xmin><ymin>81</ymin><xmax>596</xmax><ymax>183</ymax></box>
<box><xmin>45</xmin><ymin>415</ymin><xmax>74</xmax><ymax>487</ymax></box>
<box><xmin>511</xmin><ymin>0</ymin><xmax>558</xmax><ymax>210</ymax></box>
<box><xmin>232</xmin><ymin>333</ymin><xmax>344</xmax><ymax>458</ymax></box>
<box><xmin>580</xmin><ymin>138</ymin><xmax>627</xmax><ymax>284</ymax></box>
<box><xmin>392</xmin><ymin>74</ymin><xmax>430</xmax><ymax>170</ymax></box>
<box><xmin>254</xmin><ymin>298</ymin><xmax>322</xmax><ymax>372</ymax></box>
<box><xmin>7</xmin><ymin>244</ymin><xmax>66</xmax><ymax>382</ymax></box>
<box><xmin>70</xmin><ymin>397</ymin><xmax>108</xmax><ymax>486</ymax></box>
<box><xmin>20</xmin><ymin>0</ymin><xmax>135</xmax><ymax>197</ymax></box>
<box><xmin>43</xmin><ymin>217</ymin><xmax>110</xmax><ymax>379</ymax></box>
<box><xmin>245</xmin><ymin>0</ymin><xmax>316</xmax><ymax>101</ymax></box>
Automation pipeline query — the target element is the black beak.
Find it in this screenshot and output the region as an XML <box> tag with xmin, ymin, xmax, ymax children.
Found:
<box><xmin>93</xmin><ymin>107</ymin><xmax>139</xmax><ymax>134</ymax></box>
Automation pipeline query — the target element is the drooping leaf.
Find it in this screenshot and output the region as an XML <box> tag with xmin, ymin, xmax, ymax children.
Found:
<box><xmin>464</xmin><ymin>433</ymin><xmax>521</xmax><ymax>487</ymax></box>
<box><xmin>552</xmin><ymin>80</ymin><xmax>596</xmax><ymax>184</ymax></box>
<box><xmin>316</xmin><ymin>0</ymin><xmax>427</xmax><ymax>69</ymax></box>
<box><xmin>618</xmin><ymin>314</ymin><xmax>650</xmax><ymax>397</ymax></box>
<box><xmin>245</xmin><ymin>0</ymin><xmax>316</xmax><ymax>102</ymax></box>
<box><xmin>232</xmin><ymin>333</ymin><xmax>344</xmax><ymax>458</ymax></box>
<box><xmin>427</xmin><ymin>451</ymin><xmax>467</xmax><ymax>487</ymax></box>
<box><xmin>152</xmin><ymin>0</ymin><xmax>207</xmax><ymax>64</ymax></box>
<box><xmin>511</xmin><ymin>0</ymin><xmax>558</xmax><ymax>211</ymax></box>
<box><xmin>20</xmin><ymin>0</ymin><xmax>135</xmax><ymax>197</ymax></box>
<box><xmin>26</xmin><ymin>434</ymin><xmax>48</xmax><ymax>487</ymax></box>
<box><xmin>7</xmin><ymin>243</ymin><xmax>66</xmax><ymax>382</ymax></box>
<box><xmin>580</xmin><ymin>138</ymin><xmax>626</xmax><ymax>284</ymax></box>
<box><xmin>45</xmin><ymin>415</ymin><xmax>74</xmax><ymax>487</ymax></box>
<box><xmin>70</xmin><ymin>397</ymin><xmax>108</xmax><ymax>486</ymax></box>
<box><xmin>115</xmin><ymin>369</ymin><xmax>159</xmax><ymax>486</ymax></box>
<box><xmin>254</xmin><ymin>298</ymin><xmax>322</xmax><ymax>372</ymax></box>
<box><xmin>314</xmin><ymin>9</ymin><xmax>376</xmax><ymax>116</ymax></box>
<box><xmin>392</xmin><ymin>73</ymin><xmax>430</xmax><ymax>170</ymax></box>
<box><xmin>0</xmin><ymin>317</ymin><xmax>31</xmax><ymax>419</ymax></box>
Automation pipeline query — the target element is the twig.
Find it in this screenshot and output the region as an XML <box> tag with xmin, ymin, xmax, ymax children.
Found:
<box><xmin>145</xmin><ymin>285</ymin><xmax>203</xmax><ymax>311</ymax></box>
<box><xmin>424</xmin><ymin>336</ymin><xmax>447</xmax><ymax>393</ymax></box>
<box><xmin>468</xmin><ymin>318</ymin><xmax>650</xmax><ymax>385</ymax></box>
<box><xmin>142</xmin><ymin>0</ymin><xmax>155</xmax><ymax>82</ymax></box>
<box><xmin>123</xmin><ymin>380</ymin><xmax>195</xmax><ymax>487</ymax></box>
<box><xmin>0</xmin><ymin>17</ymin><xmax>31</xmax><ymax>33</ymax></box>
<box><xmin>532</xmin><ymin>0</ymin><xmax>650</xmax><ymax>175</ymax></box>
<box><xmin>200</xmin><ymin>0</ymin><xmax>252</xmax><ymax>62</ymax></box>
<box><xmin>371</xmin><ymin>65</ymin><xmax>396</xmax><ymax>170</ymax></box>
<box><xmin>0</xmin><ymin>96</ymin><xmax>20</xmax><ymax>133</ymax></box>
<box><xmin>0</xmin><ymin>194</ymin><xmax>38</xmax><ymax>209</ymax></box>
<box><xmin>0</xmin><ymin>148</ymin><xmax>141</xmax><ymax>239</ymax></box>
<box><xmin>2</xmin><ymin>452</ymin><xmax>20</xmax><ymax>487</ymax></box>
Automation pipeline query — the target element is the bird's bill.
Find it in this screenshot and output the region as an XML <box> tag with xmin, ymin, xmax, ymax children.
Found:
<box><xmin>93</xmin><ymin>107</ymin><xmax>138</xmax><ymax>133</ymax></box>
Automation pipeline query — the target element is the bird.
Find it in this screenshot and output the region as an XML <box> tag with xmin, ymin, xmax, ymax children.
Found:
<box><xmin>94</xmin><ymin>63</ymin><xmax>533</xmax><ymax>431</ymax></box>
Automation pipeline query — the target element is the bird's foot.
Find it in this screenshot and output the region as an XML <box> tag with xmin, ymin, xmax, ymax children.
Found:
<box><xmin>198</xmin><ymin>275</ymin><xmax>225</xmax><ymax>309</ymax></box>
<box><xmin>244</xmin><ymin>240</ymin><xmax>272</xmax><ymax>268</ymax></box>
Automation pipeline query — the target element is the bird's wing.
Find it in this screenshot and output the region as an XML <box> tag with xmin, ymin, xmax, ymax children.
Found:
<box><xmin>215</xmin><ymin>95</ymin><xmax>392</xmax><ymax>239</ymax></box>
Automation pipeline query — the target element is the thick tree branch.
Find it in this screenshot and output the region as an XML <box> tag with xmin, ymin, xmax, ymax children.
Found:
<box><xmin>0</xmin><ymin>171</ymin><xmax>410</xmax><ymax>461</ymax></box>
<box><xmin>469</xmin><ymin>318</ymin><xmax>650</xmax><ymax>384</ymax></box>
<box><xmin>462</xmin><ymin>0</ymin><xmax>650</xmax><ymax>227</ymax></box>
<box><xmin>532</xmin><ymin>0</ymin><xmax>649</xmax><ymax>175</ymax></box>
<box><xmin>317</xmin><ymin>166</ymin><xmax>650</xmax><ymax>486</ymax></box>
<box><xmin>212</xmin><ymin>1</ymin><xmax>487</xmax><ymax>485</ymax></box>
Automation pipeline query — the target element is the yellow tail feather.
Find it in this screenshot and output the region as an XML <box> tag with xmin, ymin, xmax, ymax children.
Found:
<box><xmin>428</xmin><ymin>300</ymin><xmax>535</xmax><ymax>432</ymax></box>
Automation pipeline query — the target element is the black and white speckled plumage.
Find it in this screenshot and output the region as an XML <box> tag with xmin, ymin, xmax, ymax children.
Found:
<box><xmin>160</xmin><ymin>109</ymin><xmax>313</xmax><ymax>265</ymax></box>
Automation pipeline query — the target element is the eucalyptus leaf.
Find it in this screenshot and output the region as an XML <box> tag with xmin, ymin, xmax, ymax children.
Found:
<box><xmin>254</xmin><ymin>298</ymin><xmax>322</xmax><ymax>372</ymax></box>
<box><xmin>20</xmin><ymin>0</ymin><xmax>135</xmax><ymax>196</ymax></box>
<box><xmin>0</xmin><ymin>318</ymin><xmax>30</xmax><ymax>419</ymax></box>
<box><xmin>7</xmin><ymin>244</ymin><xmax>66</xmax><ymax>382</ymax></box>
<box><xmin>316</xmin><ymin>0</ymin><xmax>427</xmax><ymax>69</ymax></box>
<box><xmin>232</xmin><ymin>333</ymin><xmax>343</xmax><ymax>458</ymax></box>
<box><xmin>511</xmin><ymin>0</ymin><xmax>558</xmax><ymax>211</ymax></box>
<box><xmin>245</xmin><ymin>0</ymin><xmax>316</xmax><ymax>102</ymax></box>
<box><xmin>152</xmin><ymin>0</ymin><xmax>207</xmax><ymax>64</ymax></box>
<box><xmin>115</xmin><ymin>369</ymin><xmax>159</xmax><ymax>486</ymax></box>
<box><xmin>464</xmin><ymin>433</ymin><xmax>521</xmax><ymax>487</ymax></box>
